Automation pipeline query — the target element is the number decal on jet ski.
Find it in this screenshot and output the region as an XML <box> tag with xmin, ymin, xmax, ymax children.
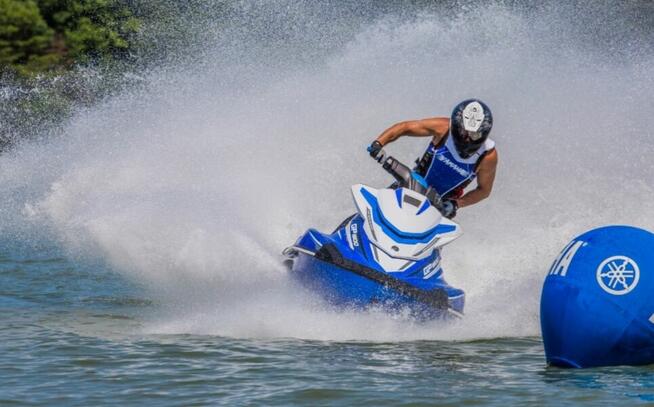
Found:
<box><xmin>350</xmin><ymin>223</ymin><xmax>359</xmax><ymax>247</ymax></box>
<box><xmin>422</xmin><ymin>258</ymin><xmax>441</xmax><ymax>279</ymax></box>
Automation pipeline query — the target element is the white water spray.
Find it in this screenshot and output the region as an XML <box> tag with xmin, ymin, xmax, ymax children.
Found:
<box><xmin>1</xmin><ymin>1</ymin><xmax>652</xmax><ymax>341</ymax></box>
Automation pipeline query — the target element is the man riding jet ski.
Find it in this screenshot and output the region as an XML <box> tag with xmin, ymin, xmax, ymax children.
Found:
<box><xmin>283</xmin><ymin>100</ymin><xmax>497</xmax><ymax>319</ymax></box>
<box><xmin>369</xmin><ymin>99</ymin><xmax>498</xmax><ymax>218</ymax></box>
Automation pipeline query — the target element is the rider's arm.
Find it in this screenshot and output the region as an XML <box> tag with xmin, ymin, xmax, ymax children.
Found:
<box><xmin>375</xmin><ymin>117</ymin><xmax>449</xmax><ymax>146</ymax></box>
<box><xmin>456</xmin><ymin>149</ymin><xmax>498</xmax><ymax>208</ymax></box>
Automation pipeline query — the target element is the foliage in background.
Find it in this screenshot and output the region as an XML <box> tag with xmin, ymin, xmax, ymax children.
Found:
<box><xmin>0</xmin><ymin>0</ymin><xmax>145</xmax><ymax>152</ymax></box>
<box><xmin>0</xmin><ymin>0</ymin><xmax>57</xmax><ymax>76</ymax></box>
<box><xmin>0</xmin><ymin>0</ymin><xmax>140</xmax><ymax>77</ymax></box>
<box><xmin>0</xmin><ymin>0</ymin><xmax>230</xmax><ymax>152</ymax></box>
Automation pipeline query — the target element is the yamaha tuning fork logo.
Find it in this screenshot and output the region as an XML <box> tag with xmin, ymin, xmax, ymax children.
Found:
<box><xmin>596</xmin><ymin>255</ymin><xmax>640</xmax><ymax>295</ymax></box>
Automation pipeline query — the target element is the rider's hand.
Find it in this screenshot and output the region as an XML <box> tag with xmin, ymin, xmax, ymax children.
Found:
<box><xmin>441</xmin><ymin>199</ymin><xmax>458</xmax><ymax>219</ymax></box>
<box><xmin>367</xmin><ymin>141</ymin><xmax>386</xmax><ymax>163</ymax></box>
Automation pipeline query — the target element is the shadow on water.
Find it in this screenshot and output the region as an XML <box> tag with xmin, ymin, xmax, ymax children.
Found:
<box><xmin>540</xmin><ymin>362</ymin><xmax>654</xmax><ymax>403</ymax></box>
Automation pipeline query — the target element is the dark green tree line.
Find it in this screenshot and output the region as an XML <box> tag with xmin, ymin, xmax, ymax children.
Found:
<box><xmin>0</xmin><ymin>0</ymin><xmax>139</xmax><ymax>77</ymax></box>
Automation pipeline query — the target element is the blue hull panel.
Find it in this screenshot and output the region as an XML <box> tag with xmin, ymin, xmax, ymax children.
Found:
<box><xmin>291</xmin><ymin>252</ymin><xmax>463</xmax><ymax>320</ymax></box>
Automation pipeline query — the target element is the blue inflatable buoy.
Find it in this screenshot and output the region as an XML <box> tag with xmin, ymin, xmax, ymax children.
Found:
<box><xmin>540</xmin><ymin>225</ymin><xmax>654</xmax><ymax>368</ymax></box>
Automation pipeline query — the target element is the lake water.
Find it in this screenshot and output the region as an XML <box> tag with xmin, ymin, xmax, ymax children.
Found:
<box><xmin>2</xmin><ymin>251</ymin><xmax>653</xmax><ymax>406</ymax></box>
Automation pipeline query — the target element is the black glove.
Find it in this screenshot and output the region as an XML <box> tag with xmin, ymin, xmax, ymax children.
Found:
<box><xmin>441</xmin><ymin>199</ymin><xmax>458</xmax><ymax>219</ymax></box>
<box><xmin>367</xmin><ymin>141</ymin><xmax>386</xmax><ymax>162</ymax></box>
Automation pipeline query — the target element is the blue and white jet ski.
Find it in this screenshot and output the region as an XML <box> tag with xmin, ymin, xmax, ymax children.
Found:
<box><xmin>283</xmin><ymin>155</ymin><xmax>465</xmax><ymax>319</ymax></box>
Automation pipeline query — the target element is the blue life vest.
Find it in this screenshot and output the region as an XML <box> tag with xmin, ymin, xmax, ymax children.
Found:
<box><xmin>419</xmin><ymin>134</ymin><xmax>495</xmax><ymax>197</ymax></box>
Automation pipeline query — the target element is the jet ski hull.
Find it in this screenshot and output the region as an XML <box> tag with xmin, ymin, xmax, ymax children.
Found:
<box><xmin>285</xmin><ymin>171</ymin><xmax>467</xmax><ymax>320</ymax></box>
<box><xmin>288</xmin><ymin>245</ymin><xmax>464</xmax><ymax>320</ymax></box>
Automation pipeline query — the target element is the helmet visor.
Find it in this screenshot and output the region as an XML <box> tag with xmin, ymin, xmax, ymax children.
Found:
<box><xmin>457</xmin><ymin>129</ymin><xmax>484</xmax><ymax>143</ymax></box>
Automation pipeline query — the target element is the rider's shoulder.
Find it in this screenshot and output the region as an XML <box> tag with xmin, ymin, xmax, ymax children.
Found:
<box><xmin>484</xmin><ymin>138</ymin><xmax>496</xmax><ymax>151</ymax></box>
<box><xmin>480</xmin><ymin>144</ymin><xmax>498</xmax><ymax>167</ymax></box>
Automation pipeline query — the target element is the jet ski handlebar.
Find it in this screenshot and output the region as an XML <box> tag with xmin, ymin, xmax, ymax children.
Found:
<box><xmin>381</xmin><ymin>156</ymin><xmax>444</xmax><ymax>211</ymax></box>
<box><xmin>381</xmin><ymin>155</ymin><xmax>412</xmax><ymax>186</ymax></box>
